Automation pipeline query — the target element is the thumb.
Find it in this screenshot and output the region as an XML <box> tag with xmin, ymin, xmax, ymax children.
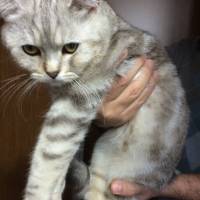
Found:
<box><xmin>111</xmin><ymin>180</ymin><xmax>141</xmax><ymax>197</ymax></box>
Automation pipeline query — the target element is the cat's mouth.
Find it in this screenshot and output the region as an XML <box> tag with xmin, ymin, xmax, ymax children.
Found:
<box><xmin>31</xmin><ymin>72</ymin><xmax>79</xmax><ymax>86</ymax></box>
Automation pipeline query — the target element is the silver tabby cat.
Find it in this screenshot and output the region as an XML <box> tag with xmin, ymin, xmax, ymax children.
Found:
<box><xmin>0</xmin><ymin>0</ymin><xmax>189</xmax><ymax>200</ymax></box>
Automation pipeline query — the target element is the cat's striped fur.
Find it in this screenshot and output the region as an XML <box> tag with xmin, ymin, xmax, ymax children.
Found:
<box><xmin>0</xmin><ymin>0</ymin><xmax>188</xmax><ymax>200</ymax></box>
<box><xmin>25</xmin><ymin>98</ymin><xmax>95</xmax><ymax>199</ymax></box>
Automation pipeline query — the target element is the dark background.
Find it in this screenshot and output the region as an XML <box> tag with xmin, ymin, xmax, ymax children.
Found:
<box><xmin>0</xmin><ymin>1</ymin><xmax>200</xmax><ymax>199</ymax></box>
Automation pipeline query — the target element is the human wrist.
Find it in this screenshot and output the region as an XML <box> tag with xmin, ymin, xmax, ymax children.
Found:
<box><xmin>158</xmin><ymin>176</ymin><xmax>182</xmax><ymax>198</ymax></box>
<box><xmin>159</xmin><ymin>174</ymin><xmax>200</xmax><ymax>200</ymax></box>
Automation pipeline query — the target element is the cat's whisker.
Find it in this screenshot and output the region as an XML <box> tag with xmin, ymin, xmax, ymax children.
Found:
<box><xmin>0</xmin><ymin>74</ymin><xmax>28</xmax><ymax>91</ymax></box>
<box><xmin>0</xmin><ymin>77</ymin><xmax>29</xmax><ymax>99</ymax></box>
<box><xmin>74</xmin><ymin>80</ymin><xmax>93</xmax><ymax>105</ymax></box>
<box><xmin>1</xmin><ymin>79</ymin><xmax>30</xmax><ymax>104</ymax></box>
<box><xmin>19</xmin><ymin>80</ymin><xmax>37</xmax><ymax>103</ymax></box>
<box><xmin>77</xmin><ymin>79</ymin><xmax>102</xmax><ymax>106</ymax></box>
<box><xmin>73</xmin><ymin>80</ymin><xmax>88</xmax><ymax>103</ymax></box>
<box><xmin>17</xmin><ymin>79</ymin><xmax>38</xmax><ymax>117</ymax></box>
<box><xmin>85</xmin><ymin>84</ymin><xmax>101</xmax><ymax>104</ymax></box>
<box><xmin>80</xmin><ymin>84</ymin><xmax>93</xmax><ymax>104</ymax></box>
<box><xmin>6</xmin><ymin>79</ymin><xmax>32</xmax><ymax>118</ymax></box>
<box><xmin>0</xmin><ymin>80</ymin><xmax>22</xmax><ymax>100</ymax></box>
<box><xmin>17</xmin><ymin>80</ymin><xmax>32</xmax><ymax>117</ymax></box>
<box><xmin>1</xmin><ymin>73</ymin><xmax>28</xmax><ymax>83</ymax></box>
<box><xmin>1</xmin><ymin>79</ymin><xmax>31</xmax><ymax>116</ymax></box>
<box><xmin>79</xmin><ymin>85</ymin><xmax>91</xmax><ymax>104</ymax></box>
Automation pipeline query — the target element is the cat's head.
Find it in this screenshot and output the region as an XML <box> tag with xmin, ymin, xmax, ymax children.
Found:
<box><xmin>0</xmin><ymin>0</ymin><xmax>118</xmax><ymax>85</ymax></box>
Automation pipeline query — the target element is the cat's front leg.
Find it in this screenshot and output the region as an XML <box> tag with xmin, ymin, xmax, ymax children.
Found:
<box><xmin>24</xmin><ymin>98</ymin><xmax>94</xmax><ymax>200</ymax></box>
<box><xmin>51</xmin><ymin>173</ymin><xmax>66</xmax><ymax>200</ymax></box>
<box><xmin>84</xmin><ymin>167</ymin><xmax>107</xmax><ymax>200</ymax></box>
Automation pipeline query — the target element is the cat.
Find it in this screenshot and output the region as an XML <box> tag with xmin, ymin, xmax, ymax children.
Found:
<box><xmin>0</xmin><ymin>0</ymin><xmax>189</xmax><ymax>200</ymax></box>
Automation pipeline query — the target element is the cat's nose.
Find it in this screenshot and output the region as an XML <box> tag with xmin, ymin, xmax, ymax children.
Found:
<box><xmin>46</xmin><ymin>70</ymin><xmax>59</xmax><ymax>79</ymax></box>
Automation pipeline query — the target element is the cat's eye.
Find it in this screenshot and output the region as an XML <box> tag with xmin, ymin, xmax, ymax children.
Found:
<box><xmin>62</xmin><ymin>43</ymin><xmax>79</xmax><ymax>54</ymax></box>
<box><xmin>22</xmin><ymin>45</ymin><xmax>41</xmax><ymax>56</ymax></box>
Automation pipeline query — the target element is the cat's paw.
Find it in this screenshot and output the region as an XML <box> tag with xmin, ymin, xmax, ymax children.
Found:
<box><xmin>23</xmin><ymin>194</ymin><xmax>49</xmax><ymax>200</ymax></box>
<box><xmin>24</xmin><ymin>193</ymin><xmax>62</xmax><ymax>200</ymax></box>
<box><xmin>51</xmin><ymin>179</ymin><xmax>65</xmax><ymax>200</ymax></box>
<box><xmin>84</xmin><ymin>191</ymin><xmax>106</xmax><ymax>200</ymax></box>
<box><xmin>51</xmin><ymin>192</ymin><xmax>62</xmax><ymax>200</ymax></box>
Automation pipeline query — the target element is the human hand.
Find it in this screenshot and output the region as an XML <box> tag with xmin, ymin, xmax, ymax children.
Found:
<box><xmin>96</xmin><ymin>56</ymin><xmax>158</xmax><ymax>128</ymax></box>
<box><xmin>111</xmin><ymin>175</ymin><xmax>200</xmax><ymax>200</ymax></box>
<box><xmin>110</xmin><ymin>180</ymin><xmax>159</xmax><ymax>200</ymax></box>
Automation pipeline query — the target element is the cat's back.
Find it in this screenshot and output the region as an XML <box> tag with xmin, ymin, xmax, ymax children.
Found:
<box><xmin>91</xmin><ymin>24</ymin><xmax>189</xmax><ymax>189</ymax></box>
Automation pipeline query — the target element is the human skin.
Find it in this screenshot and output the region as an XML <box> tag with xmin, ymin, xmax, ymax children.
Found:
<box><xmin>97</xmin><ymin>56</ymin><xmax>158</xmax><ymax>127</ymax></box>
<box><xmin>111</xmin><ymin>175</ymin><xmax>200</xmax><ymax>200</ymax></box>
<box><xmin>98</xmin><ymin>57</ymin><xmax>200</xmax><ymax>200</ymax></box>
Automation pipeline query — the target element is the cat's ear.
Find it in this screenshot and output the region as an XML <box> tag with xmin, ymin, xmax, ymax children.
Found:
<box><xmin>69</xmin><ymin>0</ymin><xmax>100</xmax><ymax>9</ymax></box>
<box><xmin>0</xmin><ymin>0</ymin><xmax>30</xmax><ymax>22</ymax></box>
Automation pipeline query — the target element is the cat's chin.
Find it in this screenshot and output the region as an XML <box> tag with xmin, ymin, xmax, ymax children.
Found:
<box><xmin>39</xmin><ymin>79</ymin><xmax>74</xmax><ymax>88</ymax></box>
<box><xmin>47</xmin><ymin>80</ymin><xmax>67</xmax><ymax>87</ymax></box>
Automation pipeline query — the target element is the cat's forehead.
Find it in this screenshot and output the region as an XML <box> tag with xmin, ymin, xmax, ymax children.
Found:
<box><xmin>19</xmin><ymin>1</ymin><xmax>101</xmax><ymax>46</ymax></box>
<box><xmin>31</xmin><ymin>1</ymin><xmax>72</xmax><ymax>39</ymax></box>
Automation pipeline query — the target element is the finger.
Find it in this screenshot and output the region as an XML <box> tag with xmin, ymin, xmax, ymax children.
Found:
<box><xmin>103</xmin><ymin>72</ymin><xmax>157</xmax><ymax>126</ymax></box>
<box><xmin>121</xmin><ymin>71</ymin><xmax>159</xmax><ymax>121</ymax></box>
<box><xmin>105</xmin><ymin>57</ymin><xmax>145</xmax><ymax>101</ymax></box>
<box><xmin>97</xmin><ymin>71</ymin><xmax>158</xmax><ymax>127</ymax></box>
<box><xmin>111</xmin><ymin>59</ymin><xmax>155</xmax><ymax>109</ymax></box>
<box><xmin>111</xmin><ymin>180</ymin><xmax>142</xmax><ymax>197</ymax></box>
<box><xmin>96</xmin><ymin>102</ymin><xmax>123</xmax><ymax>127</ymax></box>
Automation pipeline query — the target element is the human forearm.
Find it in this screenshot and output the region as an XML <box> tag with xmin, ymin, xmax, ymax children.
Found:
<box><xmin>110</xmin><ymin>174</ymin><xmax>200</xmax><ymax>200</ymax></box>
<box><xmin>160</xmin><ymin>174</ymin><xmax>200</xmax><ymax>200</ymax></box>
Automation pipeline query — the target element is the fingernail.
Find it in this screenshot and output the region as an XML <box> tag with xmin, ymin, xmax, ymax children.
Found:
<box><xmin>111</xmin><ymin>183</ymin><xmax>122</xmax><ymax>194</ymax></box>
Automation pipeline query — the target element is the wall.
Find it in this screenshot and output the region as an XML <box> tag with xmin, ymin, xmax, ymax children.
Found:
<box><xmin>107</xmin><ymin>0</ymin><xmax>193</xmax><ymax>45</ymax></box>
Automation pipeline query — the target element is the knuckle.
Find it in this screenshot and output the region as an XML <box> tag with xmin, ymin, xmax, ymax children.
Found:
<box><xmin>136</xmin><ymin>97</ymin><xmax>146</xmax><ymax>107</ymax></box>
<box><xmin>103</xmin><ymin>110</ymin><xmax>115</xmax><ymax>121</ymax></box>
<box><xmin>120</xmin><ymin>114</ymin><xmax>129</xmax><ymax>124</ymax></box>
<box><xmin>129</xmin><ymin>86</ymin><xmax>140</xmax><ymax>99</ymax></box>
<box><xmin>105</xmin><ymin>111</ymin><xmax>126</xmax><ymax>125</ymax></box>
<box><xmin>137</xmin><ymin>99</ymin><xmax>145</xmax><ymax>107</ymax></box>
